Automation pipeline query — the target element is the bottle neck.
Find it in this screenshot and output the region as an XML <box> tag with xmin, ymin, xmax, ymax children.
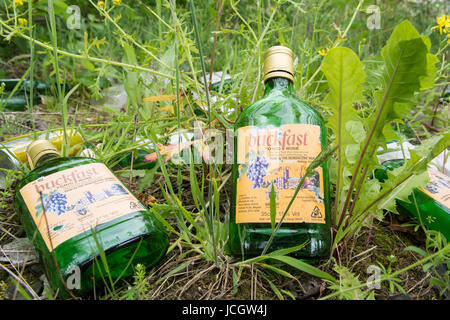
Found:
<box><xmin>34</xmin><ymin>152</ymin><xmax>61</xmax><ymax>168</ymax></box>
<box><xmin>263</xmin><ymin>77</ymin><xmax>294</xmax><ymax>97</ymax></box>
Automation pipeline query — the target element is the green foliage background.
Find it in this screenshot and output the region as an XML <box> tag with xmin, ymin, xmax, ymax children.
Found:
<box><xmin>0</xmin><ymin>0</ymin><xmax>448</xmax><ymax>300</ymax></box>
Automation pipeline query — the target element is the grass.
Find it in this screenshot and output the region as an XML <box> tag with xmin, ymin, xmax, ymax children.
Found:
<box><xmin>0</xmin><ymin>0</ymin><xmax>449</xmax><ymax>300</ymax></box>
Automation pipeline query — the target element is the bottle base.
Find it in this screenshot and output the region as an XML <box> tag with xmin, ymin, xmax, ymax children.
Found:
<box><xmin>228</xmin><ymin>224</ymin><xmax>331</xmax><ymax>262</ymax></box>
<box><xmin>60</xmin><ymin>231</ymin><xmax>168</xmax><ymax>298</ymax></box>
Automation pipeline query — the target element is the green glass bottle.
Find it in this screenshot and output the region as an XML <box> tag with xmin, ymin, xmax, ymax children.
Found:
<box><xmin>375</xmin><ymin>159</ymin><xmax>450</xmax><ymax>240</ymax></box>
<box><xmin>0</xmin><ymin>94</ymin><xmax>29</xmax><ymax>111</ymax></box>
<box><xmin>1</xmin><ymin>79</ymin><xmax>51</xmax><ymax>94</ymax></box>
<box><xmin>14</xmin><ymin>140</ymin><xmax>168</xmax><ymax>298</ymax></box>
<box><xmin>229</xmin><ymin>46</ymin><xmax>331</xmax><ymax>260</ymax></box>
<box><xmin>117</xmin><ymin>148</ymin><xmax>156</xmax><ymax>170</ymax></box>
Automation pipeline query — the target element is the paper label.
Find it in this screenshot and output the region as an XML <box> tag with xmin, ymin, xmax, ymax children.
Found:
<box><xmin>236</xmin><ymin>124</ymin><xmax>325</xmax><ymax>224</ymax></box>
<box><xmin>420</xmin><ymin>169</ymin><xmax>450</xmax><ymax>209</ymax></box>
<box><xmin>20</xmin><ymin>163</ymin><xmax>145</xmax><ymax>251</ymax></box>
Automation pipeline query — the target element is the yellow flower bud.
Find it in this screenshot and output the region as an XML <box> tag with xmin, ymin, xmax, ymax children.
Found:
<box><xmin>318</xmin><ymin>48</ymin><xmax>329</xmax><ymax>57</ymax></box>
<box><xmin>18</xmin><ymin>18</ymin><xmax>27</xmax><ymax>26</ymax></box>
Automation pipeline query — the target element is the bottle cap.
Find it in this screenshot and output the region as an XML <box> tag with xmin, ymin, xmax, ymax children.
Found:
<box><xmin>263</xmin><ymin>46</ymin><xmax>294</xmax><ymax>83</ymax></box>
<box><xmin>26</xmin><ymin>140</ymin><xmax>60</xmax><ymax>169</ymax></box>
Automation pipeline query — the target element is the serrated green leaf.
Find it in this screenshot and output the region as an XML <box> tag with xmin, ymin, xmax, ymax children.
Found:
<box><xmin>347</xmin><ymin>20</ymin><xmax>435</xmax><ymax>220</ymax></box>
<box><xmin>382</xmin><ymin>122</ymin><xmax>400</xmax><ymax>142</ymax></box>
<box><xmin>344</xmin><ymin>144</ymin><xmax>360</xmax><ymax>165</ymax></box>
<box><xmin>321</xmin><ymin>47</ymin><xmax>366</xmax><ymax>212</ymax></box>
<box><xmin>345</xmin><ymin>120</ymin><xmax>366</xmax><ymax>144</ymax></box>
<box><xmin>420</xmin><ymin>53</ymin><xmax>439</xmax><ymax>90</ymax></box>
<box><xmin>357</xmin><ymin>179</ymin><xmax>381</xmax><ymax>209</ymax></box>
<box><xmin>321</xmin><ymin>47</ymin><xmax>366</xmax><ymax>169</ymax></box>
<box><xmin>370</xmin><ymin>21</ymin><xmax>428</xmax><ymax>147</ymax></box>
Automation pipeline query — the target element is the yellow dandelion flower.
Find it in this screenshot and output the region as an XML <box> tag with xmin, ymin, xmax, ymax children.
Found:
<box><xmin>14</xmin><ymin>0</ymin><xmax>24</xmax><ymax>7</ymax></box>
<box><xmin>18</xmin><ymin>18</ymin><xmax>27</xmax><ymax>26</ymax></box>
<box><xmin>431</xmin><ymin>14</ymin><xmax>450</xmax><ymax>35</ymax></box>
<box><xmin>97</xmin><ymin>1</ymin><xmax>105</xmax><ymax>8</ymax></box>
<box><xmin>318</xmin><ymin>48</ymin><xmax>329</xmax><ymax>57</ymax></box>
<box><xmin>113</xmin><ymin>0</ymin><xmax>122</xmax><ymax>5</ymax></box>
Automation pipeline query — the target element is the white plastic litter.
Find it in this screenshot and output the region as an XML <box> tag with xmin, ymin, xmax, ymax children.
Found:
<box><xmin>377</xmin><ymin>141</ymin><xmax>449</xmax><ymax>175</ymax></box>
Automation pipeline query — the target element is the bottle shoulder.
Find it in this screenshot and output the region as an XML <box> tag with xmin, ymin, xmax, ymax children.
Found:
<box><xmin>17</xmin><ymin>157</ymin><xmax>99</xmax><ymax>190</ymax></box>
<box><xmin>235</xmin><ymin>91</ymin><xmax>325</xmax><ymax>129</ymax></box>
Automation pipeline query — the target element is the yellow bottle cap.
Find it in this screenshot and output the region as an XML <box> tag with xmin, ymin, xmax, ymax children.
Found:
<box><xmin>26</xmin><ymin>140</ymin><xmax>61</xmax><ymax>169</ymax></box>
<box><xmin>263</xmin><ymin>46</ymin><xmax>294</xmax><ymax>83</ymax></box>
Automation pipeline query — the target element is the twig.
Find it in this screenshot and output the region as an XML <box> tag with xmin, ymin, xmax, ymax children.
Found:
<box><xmin>407</xmin><ymin>272</ymin><xmax>431</xmax><ymax>294</ymax></box>
<box><xmin>350</xmin><ymin>245</ymin><xmax>377</xmax><ymax>261</ymax></box>
<box><xmin>0</xmin><ymin>262</ymin><xmax>40</xmax><ymax>299</ymax></box>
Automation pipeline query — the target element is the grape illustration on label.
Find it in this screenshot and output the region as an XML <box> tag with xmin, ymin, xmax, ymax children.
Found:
<box><xmin>34</xmin><ymin>191</ymin><xmax>68</xmax><ymax>217</ymax></box>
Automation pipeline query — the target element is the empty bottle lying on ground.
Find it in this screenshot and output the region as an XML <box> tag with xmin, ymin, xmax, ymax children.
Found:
<box><xmin>0</xmin><ymin>79</ymin><xmax>51</xmax><ymax>111</ymax></box>
<box><xmin>0</xmin><ymin>79</ymin><xmax>51</xmax><ymax>94</ymax></box>
<box><xmin>376</xmin><ymin>158</ymin><xmax>450</xmax><ymax>241</ymax></box>
<box><xmin>375</xmin><ymin>136</ymin><xmax>449</xmax><ymax>241</ymax></box>
<box><xmin>14</xmin><ymin>140</ymin><xmax>168</xmax><ymax>298</ymax></box>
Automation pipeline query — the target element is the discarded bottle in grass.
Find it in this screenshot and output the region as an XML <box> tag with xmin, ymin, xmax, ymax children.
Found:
<box><xmin>14</xmin><ymin>140</ymin><xmax>168</xmax><ymax>297</ymax></box>
<box><xmin>229</xmin><ymin>46</ymin><xmax>331</xmax><ymax>260</ymax></box>
<box><xmin>116</xmin><ymin>136</ymin><xmax>160</xmax><ymax>170</ymax></box>
<box><xmin>375</xmin><ymin>159</ymin><xmax>450</xmax><ymax>241</ymax></box>
<box><xmin>0</xmin><ymin>130</ymin><xmax>84</xmax><ymax>189</ymax></box>
<box><xmin>0</xmin><ymin>94</ymin><xmax>30</xmax><ymax>111</ymax></box>
<box><xmin>0</xmin><ymin>78</ymin><xmax>50</xmax><ymax>110</ymax></box>
<box><xmin>375</xmin><ymin>121</ymin><xmax>450</xmax><ymax>240</ymax></box>
<box><xmin>0</xmin><ymin>79</ymin><xmax>51</xmax><ymax>94</ymax></box>
<box><xmin>118</xmin><ymin>148</ymin><xmax>156</xmax><ymax>170</ymax></box>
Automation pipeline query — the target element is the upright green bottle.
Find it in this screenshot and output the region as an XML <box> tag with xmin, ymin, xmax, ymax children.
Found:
<box><xmin>229</xmin><ymin>46</ymin><xmax>331</xmax><ymax>260</ymax></box>
<box><xmin>14</xmin><ymin>140</ymin><xmax>168</xmax><ymax>297</ymax></box>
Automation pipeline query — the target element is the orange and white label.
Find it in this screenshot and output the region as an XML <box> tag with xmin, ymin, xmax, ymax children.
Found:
<box><xmin>236</xmin><ymin>124</ymin><xmax>325</xmax><ymax>224</ymax></box>
<box><xmin>19</xmin><ymin>163</ymin><xmax>145</xmax><ymax>251</ymax></box>
<box><xmin>420</xmin><ymin>169</ymin><xmax>450</xmax><ymax>209</ymax></box>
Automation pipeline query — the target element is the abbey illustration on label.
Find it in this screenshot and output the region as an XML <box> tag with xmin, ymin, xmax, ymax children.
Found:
<box><xmin>264</xmin><ymin>168</ymin><xmax>322</xmax><ymax>200</ymax></box>
<box><xmin>273</xmin><ymin>168</ymin><xmax>320</xmax><ymax>190</ymax></box>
